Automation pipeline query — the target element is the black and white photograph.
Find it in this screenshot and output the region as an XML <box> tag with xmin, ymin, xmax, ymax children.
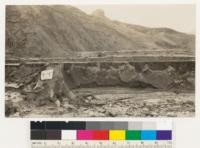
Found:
<box><xmin>5</xmin><ymin>4</ymin><xmax>195</xmax><ymax>117</ymax></box>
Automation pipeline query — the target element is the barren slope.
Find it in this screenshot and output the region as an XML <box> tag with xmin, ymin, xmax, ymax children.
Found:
<box><xmin>6</xmin><ymin>5</ymin><xmax>195</xmax><ymax>58</ymax></box>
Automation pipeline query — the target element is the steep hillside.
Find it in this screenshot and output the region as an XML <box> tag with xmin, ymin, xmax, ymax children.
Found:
<box><xmin>6</xmin><ymin>5</ymin><xmax>195</xmax><ymax>58</ymax></box>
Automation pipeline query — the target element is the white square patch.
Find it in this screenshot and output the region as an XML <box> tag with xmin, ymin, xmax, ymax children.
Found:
<box><xmin>41</xmin><ymin>69</ymin><xmax>54</xmax><ymax>80</ymax></box>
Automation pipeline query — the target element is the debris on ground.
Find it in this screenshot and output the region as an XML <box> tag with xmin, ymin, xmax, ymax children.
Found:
<box><xmin>5</xmin><ymin>88</ymin><xmax>195</xmax><ymax>117</ymax></box>
<box><xmin>5</xmin><ymin>62</ymin><xmax>195</xmax><ymax>117</ymax></box>
<box><xmin>5</xmin><ymin>5</ymin><xmax>195</xmax><ymax>118</ymax></box>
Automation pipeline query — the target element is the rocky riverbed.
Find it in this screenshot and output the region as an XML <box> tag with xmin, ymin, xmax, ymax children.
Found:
<box><xmin>5</xmin><ymin>87</ymin><xmax>194</xmax><ymax>117</ymax></box>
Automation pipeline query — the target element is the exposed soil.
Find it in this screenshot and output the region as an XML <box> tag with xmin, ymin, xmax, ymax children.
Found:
<box><xmin>5</xmin><ymin>62</ymin><xmax>195</xmax><ymax>117</ymax></box>
<box><xmin>6</xmin><ymin>5</ymin><xmax>195</xmax><ymax>58</ymax></box>
<box><xmin>5</xmin><ymin>88</ymin><xmax>194</xmax><ymax>117</ymax></box>
<box><xmin>5</xmin><ymin>5</ymin><xmax>195</xmax><ymax>118</ymax></box>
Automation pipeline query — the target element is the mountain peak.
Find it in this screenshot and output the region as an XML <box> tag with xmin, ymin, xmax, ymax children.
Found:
<box><xmin>92</xmin><ymin>9</ymin><xmax>105</xmax><ymax>18</ymax></box>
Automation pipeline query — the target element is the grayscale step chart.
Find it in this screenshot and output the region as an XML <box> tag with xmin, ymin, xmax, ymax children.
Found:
<box><xmin>31</xmin><ymin>121</ymin><xmax>173</xmax><ymax>148</ymax></box>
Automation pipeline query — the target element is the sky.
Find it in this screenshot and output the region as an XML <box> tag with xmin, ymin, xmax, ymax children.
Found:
<box><xmin>76</xmin><ymin>4</ymin><xmax>196</xmax><ymax>34</ymax></box>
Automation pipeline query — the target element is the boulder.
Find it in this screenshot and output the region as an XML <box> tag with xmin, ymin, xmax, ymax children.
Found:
<box><xmin>140</xmin><ymin>64</ymin><xmax>175</xmax><ymax>89</ymax></box>
<box><xmin>119</xmin><ymin>63</ymin><xmax>137</xmax><ymax>83</ymax></box>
